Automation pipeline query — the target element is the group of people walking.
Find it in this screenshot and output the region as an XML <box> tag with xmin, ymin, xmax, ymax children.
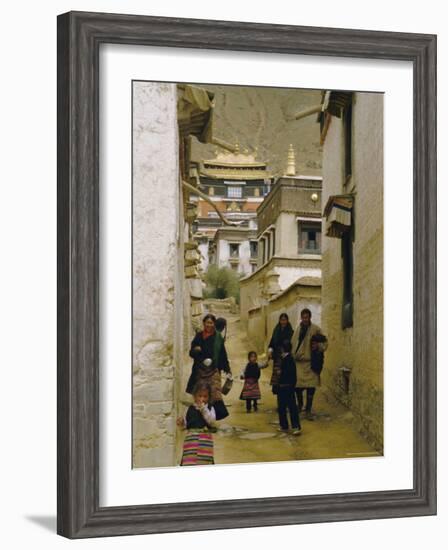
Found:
<box><xmin>177</xmin><ymin>309</ymin><xmax>328</xmax><ymax>466</ymax></box>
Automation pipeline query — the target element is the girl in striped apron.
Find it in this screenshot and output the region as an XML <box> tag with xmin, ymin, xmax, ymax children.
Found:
<box><xmin>178</xmin><ymin>383</ymin><xmax>216</xmax><ymax>466</ymax></box>
<box><xmin>239</xmin><ymin>351</ymin><xmax>268</xmax><ymax>412</ymax></box>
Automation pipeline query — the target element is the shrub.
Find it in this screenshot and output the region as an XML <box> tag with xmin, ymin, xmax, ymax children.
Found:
<box><xmin>204</xmin><ymin>265</ymin><xmax>240</xmax><ymax>303</ymax></box>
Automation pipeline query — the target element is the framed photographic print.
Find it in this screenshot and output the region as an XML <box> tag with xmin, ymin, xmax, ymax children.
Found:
<box><xmin>57</xmin><ymin>11</ymin><xmax>437</xmax><ymax>538</ymax></box>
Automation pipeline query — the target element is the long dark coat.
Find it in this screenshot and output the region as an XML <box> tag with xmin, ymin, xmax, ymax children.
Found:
<box><xmin>268</xmin><ymin>322</ymin><xmax>294</xmax><ymax>387</ymax></box>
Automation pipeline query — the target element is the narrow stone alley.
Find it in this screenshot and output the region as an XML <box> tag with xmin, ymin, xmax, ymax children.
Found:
<box><xmin>213</xmin><ymin>313</ymin><xmax>380</xmax><ymax>465</ymax></box>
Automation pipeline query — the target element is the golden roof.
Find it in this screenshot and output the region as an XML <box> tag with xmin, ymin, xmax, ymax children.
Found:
<box><xmin>200</xmin><ymin>148</ymin><xmax>270</xmax><ymax>180</ymax></box>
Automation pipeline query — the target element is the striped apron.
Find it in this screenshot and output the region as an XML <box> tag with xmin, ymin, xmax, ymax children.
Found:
<box><xmin>181</xmin><ymin>430</ymin><xmax>214</xmax><ymax>466</ymax></box>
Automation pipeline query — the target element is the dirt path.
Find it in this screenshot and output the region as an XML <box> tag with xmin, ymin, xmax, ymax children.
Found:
<box><xmin>214</xmin><ymin>313</ymin><xmax>380</xmax><ymax>465</ymax></box>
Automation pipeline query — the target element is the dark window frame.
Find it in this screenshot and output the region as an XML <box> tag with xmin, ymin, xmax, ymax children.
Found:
<box><xmin>341</xmin><ymin>227</ymin><xmax>354</xmax><ymax>329</ymax></box>
<box><xmin>298</xmin><ymin>221</ymin><xmax>322</xmax><ymax>254</ymax></box>
<box><xmin>250</xmin><ymin>240</ymin><xmax>258</xmax><ymax>259</ymax></box>
<box><xmin>229</xmin><ymin>242</ymin><xmax>240</xmax><ymax>258</ymax></box>
<box><xmin>343</xmin><ymin>100</ymin><xmax>353</xmax><ymax>183</ymax></box>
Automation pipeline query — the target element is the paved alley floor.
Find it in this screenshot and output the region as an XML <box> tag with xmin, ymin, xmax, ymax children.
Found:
<box><xmin>213</xmin><ymin>313</ymin><xmax>381</xmax><ymax>465</ymax></box>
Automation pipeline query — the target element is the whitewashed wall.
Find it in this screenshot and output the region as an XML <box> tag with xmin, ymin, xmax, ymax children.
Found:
<box><xmin>198</xmin><ymin>240</ymin><xmax>210</xmax><ymax>271</ymax></box>
<box><xmin>238</xmin><ymin>239</ymin><xmax>252</xmax><ymax>275</ymax></box>
<box><xmin>276</xmin><ymin>264</ymin><xmax>321</xmax><ymax>289</ymax></box>
<box><xmin>217</xmin><ymin>239</ymin><xmax>230</xmax><ymax>267</ymax></box>
<box><xmin>132</xmin><ymin>82</ymin><xmax>182</xmax><ymax>468</ymax></box>
<box><xmin>217</xmin><ymin>237</ymin><xmax>253</xmax><ymax>276</ymax></box>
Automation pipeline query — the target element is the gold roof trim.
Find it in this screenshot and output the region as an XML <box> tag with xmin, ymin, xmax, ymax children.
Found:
<box><xmin>200</xmin><ymin>168</ymin><xmax>271</xmax><ymax>180</ymax></box>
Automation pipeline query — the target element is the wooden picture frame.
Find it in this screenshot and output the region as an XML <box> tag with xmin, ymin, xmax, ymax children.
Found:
<box><xmin>57</xmin><ymin>11</ymin><xmax>437</xmax><ymax>538</ymax></box>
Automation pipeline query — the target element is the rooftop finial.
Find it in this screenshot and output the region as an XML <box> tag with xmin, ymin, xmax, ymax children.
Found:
<box><xmin>286</xmin><ymin>144</ymin><xmax>296</xmax><ymax>176</ymax></box>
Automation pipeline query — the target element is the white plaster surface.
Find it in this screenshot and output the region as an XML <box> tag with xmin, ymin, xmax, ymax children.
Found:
<box><xmin>276</xmin><ymin>265</ymin><xmax>321</xmax><ymax>290</ymax></box>
<box><xmin>198</xmin><ymin>241</ymin><xmax>210</xmax><ymax>271</ymax></box>
<box><xmin>217</xmin><ymin>237</ymin><xmax>253</xmax><ymax>275</ymax></box>
<box><xmin>132</xmin><ymin>81</ymin><xmax>180</xmax><ymax>467</ymax></box>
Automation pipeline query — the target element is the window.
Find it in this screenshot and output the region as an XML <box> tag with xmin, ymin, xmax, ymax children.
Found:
<box><xmin>343</xmin><ymin>101</ymin><xmax>353</xmax><ymax>182</ymax></box>
<box><xmin>341</xmin><ymin>229</ymin><xmax>354</xmax><ymax>329</ymax></box>
<box><xmin>298</xmin><ymin>222</ymin><xmax>321</xmax><ymax>254</ymax></box>
<box><xmin>229</xmin><ymin>243</ymin><xmax>240</xmax><ymax>259</ymax></box>
<box><xmin>227</xmin><ymin>186</ymin><xmax>242</xmax><ymax>199</ymax></box>
<box><xmin>306</xmin><ymin>230</ymin><xmax>317</xmax><ymax>250</ymax></box>
<box><xmin>208</xmin><ymin>241</ymin><xmax>216</xmax><ymax>264</ymax></box>
<box><xmin>338</xmin><ymin>366</ymin><xmax>351</xmax><ymax>394</ymax></box>
<box><xmin>250</xmin><ymin>240</ymin><xmax>258</xmax><ymax>259</ymax></box>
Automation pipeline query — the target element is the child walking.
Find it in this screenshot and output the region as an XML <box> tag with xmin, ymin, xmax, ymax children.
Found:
<box><xmin>240</xmin><ymin>351</ymin><xmax>267</xmax><ymax>412</ymax></box>
<box><xmin>177</xmin><ymin>382</ymin><xmax>216</xmax><ymax>466</ymax></box>
<box><xmin>277</xmin><ymin>340</ymin><xmax>302</xmax><ymax>435</ymax></box>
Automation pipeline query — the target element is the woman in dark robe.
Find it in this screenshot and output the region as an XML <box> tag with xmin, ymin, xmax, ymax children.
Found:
<box><xmin>186</xmin><ymin>313</ymin><xmax>232</xmax><ymax>420</ymax></box>
<box><xmin>267</xmin><ymin>313</ymin><xmax>294</xmax><ymax>394</ymax></box>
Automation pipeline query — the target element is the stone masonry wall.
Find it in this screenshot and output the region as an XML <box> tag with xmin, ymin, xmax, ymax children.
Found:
<box><xmin>247</xmin><ymin>283</ymin><xmax>321</xmax><ymax>355</ymax></box>
<box><xmin>240</xmin><ymin>258</ymin><xmax>321</xmax><ymax>326</ymax></box>
<box><xmin>132</xmin><ymin>82</ymin><xmax>182</xmax><ymax>468</ymax></box>
<box><xmin>321</xmin><ymin>93</ymin><xmax>384</xmax><ymax>452</ymax></box>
